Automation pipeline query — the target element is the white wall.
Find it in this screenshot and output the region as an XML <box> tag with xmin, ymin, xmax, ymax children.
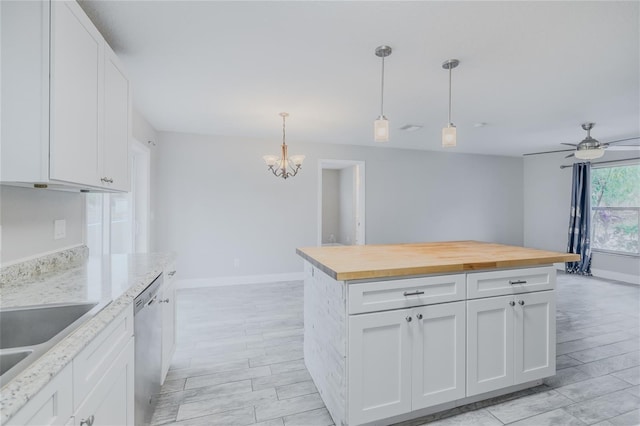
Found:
<box><xmin>154</xmin><ymin>131</ymin><xmax>524</xmax><ymax>279</ymax></box>
<box><xmin>0</xmin><ymin>185</ymin><xmax>84</xmax><ymax>264</ymax></box>
<box><xmin>338</xmin><ymin>167</ymin><xmax>355</xmax><ymax>245</ymax></box>
<box><xmin>524</xmin><ymin>151</ymin><xmax>640</xmax><ymax>284</ymax></box>
<box><xmin>321</xmin><ymin>169</ymin><xmax>340</xmax><ymax>244</ymax></box>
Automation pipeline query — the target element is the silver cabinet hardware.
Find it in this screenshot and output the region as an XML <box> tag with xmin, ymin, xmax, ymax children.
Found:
<box><xmin>406</xmin><ymin>316</ymin><xmax>412</xmax><ymax>322</ymax></box>
<box><xmin>80</xmin><ymin>415</ymin><xmax>95</xmax><ymax>426</ymax></box>
<box><xmin>159</xmin><ymin>299</ymin><xmax>170</xmax><ymax>304</ymax></box>
<box><xmin>100</xmin><ymin>177</ymin><xmax>114</xmax><ymax>183</ymax></box>
<box><xmin>167</xmin><ymin>270</ymin><xmax>176</xmax><ymax>276</ymax></box>
<box><xmin>416</xmin><ymin>313</ymin><xmax>423</xmax><ymax>320</ymax></box>
<box><xmin>146</xmin><ymin>295</ymin><xmax>157</xmax><ymax>306</ymax></box>
<box><xmin>519</xmin><ymin>300</ymin><xmax>525</xmax><ymax>306</ymax></box>
<box><xmin>509</xmin><ymin>280</ymin><xmax>527</xmax><ymax>285</ymax></box>
<box><xmin>403</xmin><ymin>290</ymin><xmax>425</xmax><ymax>296</ymax></box>
<box><xmin>509</xmin><ymin>301</ymin><xmax>516</xmax><ymax>306</ymax></box>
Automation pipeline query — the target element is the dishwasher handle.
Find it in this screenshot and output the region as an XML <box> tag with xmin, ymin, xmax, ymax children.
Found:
<box><xmin>146</xmin><ymin>295</ymin><xmax>158</xmax><ymax>307</ymax></box>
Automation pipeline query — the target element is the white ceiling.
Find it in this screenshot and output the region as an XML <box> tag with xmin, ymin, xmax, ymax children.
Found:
<box><xmin>79</xmin><ymin>1</ymin><xmax>639</xmax><ymax>157</ymax></box>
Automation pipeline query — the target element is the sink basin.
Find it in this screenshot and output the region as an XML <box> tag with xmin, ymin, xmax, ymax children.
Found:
<box><xmin>0</xmin><ymin>301</ymin><xmax>104</xmax><ymax>385</ymax></box>
<box><xmin>0</xmin><ymin>350</ymin><xmax>33</xmax><ymax>376</ymax></box>
<box><xmin>0</xmin><ymin>302</ymin><xmax>98</xmax><ymax>349</ymax></box>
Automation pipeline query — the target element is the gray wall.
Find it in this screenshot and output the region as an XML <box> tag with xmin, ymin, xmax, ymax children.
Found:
<box><xmin>154</xmin><ymin>131</ymin><xmax>524</xmax><ymax>279</ymax></box>
<box><xmin>524</xmin><ymin>151</ymin><xmax>640</xmax><ymax>283</ymax></box>
<box><xmin>0</xmin><ymin>185</ymin><xmax>84</xmax><ymax>264</ymax></box>
<box><xmin>338</xmin><ymin>167</ymin><xmax>355</xmax><ymax>245</ymax></box>
<box><xmin>321</xmin><ymin>169</ymin><xmax>340</xmax><ymax>244</ymax></box>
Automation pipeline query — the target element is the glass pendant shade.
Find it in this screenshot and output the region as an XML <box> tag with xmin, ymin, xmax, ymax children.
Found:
<box><xmin>263</xmin><ymin>155</ymin><xmax>279</xmax><ymax>167</ymax></box>
<box><xmin>289</xmin><ymin>155</ymin><xmax>306</xmax><ymax>166</ymax></box>
<box><xmin>574</xmin><ymin>148</ymin><xmax>604</xmax><ymax>160</ymax></box>
<box><xmin>442</xmin><ymin>125</ymin><xmax>457</xmax><ymax>147</ymax></box>
<box><xmin>374</xmin><ymin>116</ymin><xmax>389</xmax><ymax>142</ymax></box>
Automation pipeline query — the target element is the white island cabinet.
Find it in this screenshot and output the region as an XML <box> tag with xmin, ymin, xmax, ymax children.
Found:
<box><xmin>298</xmin><ymin>241</ymin><xmax>577</xmax><ymax>426</ymax></box>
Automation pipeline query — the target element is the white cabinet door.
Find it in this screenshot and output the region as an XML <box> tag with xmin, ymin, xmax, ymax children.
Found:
<box><xmin>467</xmin><ymin>295</ymin><xmax>514</xmax><ymax>396</ymax></box>
<box><xmin>102</xmin><ymin>44</ymin><xmax>130</xmax><ymax>191</ymax></box>
<box><xmin>514</xmin><ymin>291</ymin><xmax>555</xmax><ymax>384</ymax></box>
<box><xmin>348</xmin><ymin>309</ymin><xmax>412</xmax><ymax>425</ymax></box>
<box><xmin>74</xmin><ymin>337</ymin><xmax>135</xmax><ymax>426</ymax></box>
<box><xmin>49</xmin><ymin>1</ymin><xmax>103</xmax><ymax>187</ymax></box>
<box><xmin>412</xmin><ymin>301</ymin><xmax>466</xmax><ymax>409</ymax></box>
<box><xmin>161</xmin><ymin>272</ymin><xmax>177</xmax><ymax>383</ymax></box>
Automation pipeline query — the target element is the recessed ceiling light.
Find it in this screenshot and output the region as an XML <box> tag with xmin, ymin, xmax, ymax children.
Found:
<box><xmin>473</xmin><ymin>122</ymin><xmax>488</xmax><ymax>128</ymax></box>
<box><xmin>399</xmin><ymin>124</ymin><xmax>423</xmax><ymax>132</ymax></box>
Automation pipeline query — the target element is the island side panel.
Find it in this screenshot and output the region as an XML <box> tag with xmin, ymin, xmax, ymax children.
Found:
<box><xmin>304</xmin><ymin>261</ymin><xmax>347</xmax><ymax>426</ymax></box>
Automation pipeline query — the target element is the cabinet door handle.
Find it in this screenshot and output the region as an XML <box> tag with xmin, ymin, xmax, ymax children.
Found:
<box><xmin>159</xmin><ymin>298</ymin><xmax>170</xmax><ymax>303</ymax></box>
<box><xmin>519</xmin><ymin>300</ymin><xmax>525</xmax><ymax>306</ymax></box>
<box><xmin>509</xmin><ymin>280</ymin><xmax>527</xmax><ymax>285</ymax></box>
<box><xmin>509</xmin><ymin>301</ymin><xmax>516</xmax><ymax>306</ymax></box>
<box><xmin>168</xmin><ymin>270</ymin><xmax>176</xmax><ymax>276</ymax></box>
<box><xmin>405</xmin><ymin>316</ymin><xmax>412</xmax><ymax>322</ymax></box>
<box><xmin>80</xmin><ymin>415</ymin><xmax>95</xmax><ymax>426</ymax></box>
<box><xmin>416</xmin><ymin>313</ymin><xmax>423</xmax><ymax>320</ymax></box>
<box><xmin>403</xmin><ymin>290</ymin><xmax>425</xmax><ymax>296</ymax></box>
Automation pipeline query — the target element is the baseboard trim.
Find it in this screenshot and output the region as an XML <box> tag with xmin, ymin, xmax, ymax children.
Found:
<box><xmin>177</xmin><ymin>272</ymin><xmax>304</xmax><ymax>289</ymax></box>
<box><xmin>591</xmin><ymin>268</ymin><xmax>640</xmax><ymax>286</ymax></box>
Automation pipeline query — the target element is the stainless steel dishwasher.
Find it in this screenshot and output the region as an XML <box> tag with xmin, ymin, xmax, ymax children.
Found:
<box><xmin>134</xmin><ymin>273</ymin><xmax>163</xmax><ymax>426</ymax></box>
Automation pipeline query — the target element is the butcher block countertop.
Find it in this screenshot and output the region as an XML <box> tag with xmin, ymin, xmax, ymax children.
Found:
<box><xmin>296</xmin><ymin>240</ymin><xmax>580</xmax><ymax>281</ymax></box>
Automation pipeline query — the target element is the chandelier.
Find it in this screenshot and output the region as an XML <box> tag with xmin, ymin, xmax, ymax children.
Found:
<box><xmin>262</xmin><ymin>112</ymin><xmax>305</xmax><ymax>179</ymax></box>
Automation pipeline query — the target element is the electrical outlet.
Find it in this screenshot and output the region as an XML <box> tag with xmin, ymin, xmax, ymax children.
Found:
<box><xmin>54</xmin><ymin>219</ymin><xmax>66</xmax><ymax>240</ymax></box>
<box><xmin>234</xmin><ymin>258</ymin><xmax>240</xmax><ymax>268</ymax></box>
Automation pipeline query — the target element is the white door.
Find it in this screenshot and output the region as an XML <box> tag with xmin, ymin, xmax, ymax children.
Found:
<box><xmin>412</xmin><ymin>301</ymin><xmax>466</xmax><ymax>409</ymax></box>
<box><xmin>102</xmin><ymin>44</ymin><xmax>130</xmax><ymax>191</ymax></box>
<box><xmin>467</xmin><ymin>295</ymin><xmax>515</xmax><ymax>396</ymax></box>
<box><xmin>348</xmin><ymin>309</ymin><xmax>412</xmax><ymax>425</ymax></box>
<box><xmin>49</xmin><ymin>1</ymin><xmax>103</xmax><ymax>186</ymax></box>
<box><xmin>514</xmin><ymin>291</ymin><xmax>556</xmax><ymax>384</ymax></box>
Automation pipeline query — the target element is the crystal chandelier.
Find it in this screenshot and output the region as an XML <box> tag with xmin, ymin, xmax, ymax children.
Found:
<box><xmin>262</xmin><ymin>112</ymin><xmax>305</xmax><ymax>179</ymax></box>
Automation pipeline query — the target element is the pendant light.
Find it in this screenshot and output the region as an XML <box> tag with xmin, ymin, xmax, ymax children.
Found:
<box><xmin>374</xmin><ymin>45</ymin><xmax>392</xmax><ymax>142</ymax></box>
<box><xmin>442</xmin><ymin>59</ymin><xmax>460</xmax><ymax>147</ymax></box>
<box><xmin>262</xmin><ymin>112</ymin><xmax>305</xmax><ymax>179</ymax></box>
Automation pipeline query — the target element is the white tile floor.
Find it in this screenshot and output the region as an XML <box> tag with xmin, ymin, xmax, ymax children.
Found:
<box><xmin>151</xmin><ymin>273</ymin><xmax>640</xmax><ymax>426</ymax></box>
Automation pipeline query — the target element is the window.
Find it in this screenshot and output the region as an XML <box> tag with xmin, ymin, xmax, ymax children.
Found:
<box><xmin>591</xmin><ymin>163</ymin><xmax>640</xmax><ymax>256</ymax></box>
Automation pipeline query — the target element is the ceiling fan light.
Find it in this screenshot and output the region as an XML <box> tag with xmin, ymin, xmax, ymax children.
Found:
<box><xmin>442</xmin><ymin>125</ymin><xmax>457</xmax><ymax>147</ymax></box>
<box><xmin>574</xmin><ymin>147</ymin><xmax>604</xmax><ymax>160</ymax></box>
<box><xmin>374</xmin><ymin>116</ymin><xmax>389</xmax><ymax>142</ymax></box>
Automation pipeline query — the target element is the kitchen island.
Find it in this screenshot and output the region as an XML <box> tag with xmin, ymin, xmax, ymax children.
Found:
<box><xmin>296</xmin><ymin>241</ymin><xmax>579</xmax><ymax>426</ymax></box>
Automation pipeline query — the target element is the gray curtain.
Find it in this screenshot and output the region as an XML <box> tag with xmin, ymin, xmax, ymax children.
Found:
<box><xmin>566</xmin><ymin>162</ymin><xmax>592</xmax><ymax>275</ymax></box>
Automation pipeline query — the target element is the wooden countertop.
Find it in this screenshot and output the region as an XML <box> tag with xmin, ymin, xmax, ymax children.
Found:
<box><xmin>296</xmin><ymin>241</ymin><xmax>580</xmax><ymax>281</ymax></box>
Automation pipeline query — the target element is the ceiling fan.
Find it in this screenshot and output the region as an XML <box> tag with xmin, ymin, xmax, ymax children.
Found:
<box><xmin>562</xmin><ymin>122</ymin><xmax>640</xmax><ymax>160</ymax></box>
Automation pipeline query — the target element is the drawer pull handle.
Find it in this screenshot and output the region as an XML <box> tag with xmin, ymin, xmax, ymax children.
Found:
<box><xmin>80</xmin><ymin>415</ymin><xmax>95</xmax><ymax>426</ymax></box>
<box><xmin>509</xmin><ymin>280</ymin><xmax>527</xmax><ymax>285</ymax></box>
<box><xmin>509</xmin><ymin>301</ymin><xmax>516</xmax><ymax>307</ymax></box>
<box><xmin>406</xmin><ymin>316</ymin><xmax>412</xmax><ymax>322</ymax></box>
<box><xmin>416</xmin><ymin>313</ymin><xmax>423</xmax><ymax>320</ymax></box>
<box><xmin>168</xmin><ymin>270</ymin><xmax>176</xmax><ymax>276</ymax></box>
<box><xmin>159</xmin><ymin>298</ymin><xmax>170</xmax><ymax>303</ymax></box>
<box><xmin>403</xmin><ymin>291</ymin><xmax>425</xmax><ymax>296</ymax></box>
<box><xmin>519</xmin><ymin>300</ymin><xmax>525</xmax><ymax>306</ymax></box>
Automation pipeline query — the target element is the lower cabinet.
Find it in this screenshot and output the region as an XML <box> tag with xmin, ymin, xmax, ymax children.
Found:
<box><xmin>161</xmin><ymin>265</ymin><xmax>177</xmax><ymax>383</ymax></box>
<box><xmin>348</xmin><ymin>301</ymin><xmax>466</xmax><ymax>425</ymax></box>
<box><xmin>467</xmin><ymin>291</ymin><xmax>555</xmax><ymax>396</ymax></box>
<box><xmin>73</xmin><ymin>337</ymin><xmax>134</xmax><ymax>426</ymax></box>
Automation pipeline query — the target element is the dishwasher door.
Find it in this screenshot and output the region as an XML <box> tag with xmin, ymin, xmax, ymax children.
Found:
<box><xmin>134</xmin><ymin>276</ymin><xmax>163</xmax><ymax>426</ymax></box>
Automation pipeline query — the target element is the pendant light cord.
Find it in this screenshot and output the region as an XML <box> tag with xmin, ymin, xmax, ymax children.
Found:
<box><xmin>448</xmin><ymin>66</ymin><xmax>452</xmax><ymax>125</ymax></box>
<box><xmin>380</xmin><ymin>56</ymin><xmax>385</xmax><ymax>117</ymax></box>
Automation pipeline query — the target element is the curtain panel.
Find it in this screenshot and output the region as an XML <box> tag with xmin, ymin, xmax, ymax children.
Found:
<box><xmin>566</xmin><ymin>162</ymin><xmax>592</xmax><ymax>275</ymax></box>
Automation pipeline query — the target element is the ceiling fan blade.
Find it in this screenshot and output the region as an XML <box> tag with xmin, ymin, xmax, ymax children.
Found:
<box><xmin>561</xmin><ymin>143</ymin><xmax>578</xmax><ymax>147</ymax></box>
<box><xmin>606</xmin><ymin>136</ymin><xmax>640</xmax><ymax>145</ymax></box>
<box><xmin>606</xmin><ymin>145</ymin><xmax>640</xmax><ymax>151</ymax></box>
<box><xmin>565</xmin><ymin>153</ymin><xmax>575</xmax><ymax>158</ymax></box>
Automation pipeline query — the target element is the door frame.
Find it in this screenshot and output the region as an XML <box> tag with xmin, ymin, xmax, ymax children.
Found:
<box><xmin>317</xmin><ymin>159</ymin><xmax>365</xmax><ymax>246</ymax></box>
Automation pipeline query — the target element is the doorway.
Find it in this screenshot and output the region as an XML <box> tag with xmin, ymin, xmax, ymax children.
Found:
<box><xmin>317</xmin><ymin>160</ymin><xmax>365</xmax><ymax>246</ymax></box>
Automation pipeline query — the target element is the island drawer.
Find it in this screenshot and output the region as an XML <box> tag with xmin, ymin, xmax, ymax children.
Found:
<box><xmin>467</xmin><ymin>266</ymin><xmax>555</xmax><ymax>299</ymax></box>
<box><xmin>348</xmin><ymin>274</ymin><xmax>466</xmax><ymax>314</ymax></box>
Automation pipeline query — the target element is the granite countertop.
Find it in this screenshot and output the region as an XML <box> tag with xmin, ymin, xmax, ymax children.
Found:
<box><xmin>0</xmin><ymin>251</ymin><xmax>175</xmax><ymax>423</ymax></box>
<box><xmin>297</xmin><ymin>240</ymin><xmax>580</xmax><ymax>281</ymax></box>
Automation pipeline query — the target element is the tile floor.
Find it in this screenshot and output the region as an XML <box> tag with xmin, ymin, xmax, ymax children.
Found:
<box><xmin>151</xmin><ymin>273</ymin><xmax>640</xmax><ymax>426</ymax></box>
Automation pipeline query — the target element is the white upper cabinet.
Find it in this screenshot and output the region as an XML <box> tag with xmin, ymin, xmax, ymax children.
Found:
<box><xmin>0</xmin><ymin>0</ymin><xmax>130</xmax><ymax>192</ymax></box>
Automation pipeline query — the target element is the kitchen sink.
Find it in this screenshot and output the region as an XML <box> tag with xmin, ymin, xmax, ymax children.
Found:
<box><xmin>0</xmin><ymin>350</ymin><xmax>33</xmax><ymax>376</ymax></box>
<box><xmin>0</xmin><ymin>302</ymin><xmax>98</xmax><ymax>349</ymax></box>
<box><xmin>0</xmin><ymin>301</ymin><xmax>104</xmax><ymax>385</ymax></box>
